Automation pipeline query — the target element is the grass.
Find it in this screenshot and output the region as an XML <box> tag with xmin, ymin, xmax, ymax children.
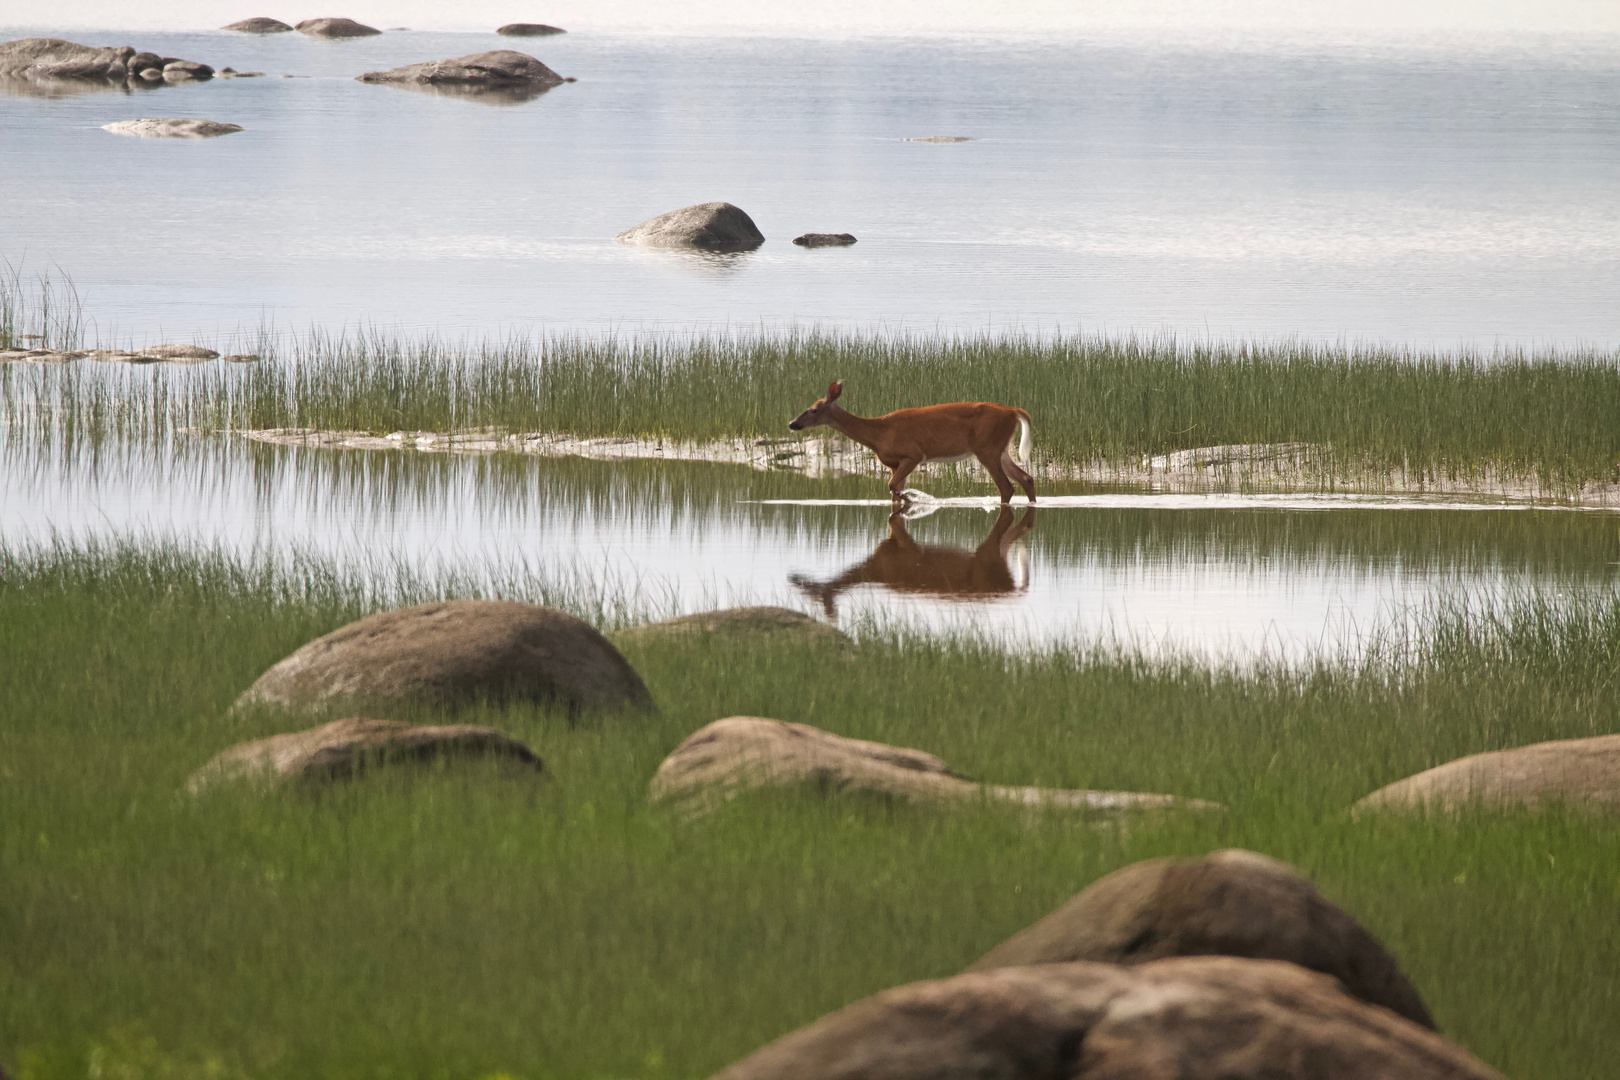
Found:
<box><xmin>1</xmin><ymin>540</ymin><xmax>1617</xmax><ymax>1080</ymax></box>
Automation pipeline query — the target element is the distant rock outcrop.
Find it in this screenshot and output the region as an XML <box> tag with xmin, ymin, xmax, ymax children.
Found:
<box><xmin>221</xmin><ymin>17</ymin><xmax>294</xmax><ymax>33</ymax></box>
<box><xmin>355</xmin><ymin>50</ymin><xmax>566</xmax><ymax>97</ymax></box>
<box><xmin>615</xmin><ymin>202</ymin><xmax>765</xmax><ymax>252</ymax></box>
<box><xmin>793</xmin><ymin>233</ymin><xmax>857</xmax><ymax>247</ymax></box>
<box><xmin>294</xmin><ymin>17</ymin><xmax>382</xmax><ymax>38</ymax></box>
<box><xmin>103</xmin><ymin>117</ymin><xmax>242</xmax><ymax>139</ymax></box>
<box><xmin>497</xmin><ymin>23</ymin><xmax>566</xmax><ymax>36</ymax></box>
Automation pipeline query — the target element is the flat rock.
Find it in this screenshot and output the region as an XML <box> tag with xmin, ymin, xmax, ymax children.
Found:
<box><xmin>356</xmin><ymin>49</ymin><xmax>564</xmax><ymax>92</ymax></box>
<box><xmin>103</xmin><ymin>118</ymin><xmax>241</xmax><ymax>139</ymax></box>
<box><xmin>615</xmin><ymin>202</ymin><xmax>765</xmax><ymax>252</ymax></box>
<box><xmin>235</xmin><ymin>599</ymin><xmax>654</xmax><ymax>719</ymax></box>
<box><xmin>904</xmin><ymin>135</ymin><xmax>973</xmax><ymax>143</ymax></box>
<box><xmin>294</xmin><ymin>17</ymin><xmax>381</xmax><ymax>38</ymax></box>
<box><xmin>130</xmin><ymin>343</ymin><xmax>220</xmax><ymax>361</ymax></box>
<box><xmin>222</xmin><ymin>17</ymin><xmax>294</xmax><ymax>33</ymax></box>
<box><xmin>616</xmin><ymin>606</ymin><xmax>850</xmax><ymax>648</ymax></box>
<box><xmin>497</xmin><ymin>23</ymin><xmax>566</xmax><ymax>35</ymax></box>
<box><xmin>187</xmin><ymin>716</ymin><xmax>544</xmax><ymax>792</ymax></box>
<box><xmin>222</xmin><ymin>353</ymin><xmax>261</xmax><ymax>363</ymax></box>
<box><xmin>0</xmin><ymin>348</ymin><xmax>85</xmax><ymax>364</ymax></box>
<box><xmin>650</xmin><ymin>717</ymin><xmax>1220</xmax><ymax>818</ymax></box>
<box><xmin>711</xmin><ymin>956</ymin><xmax>1504</xmax><ymax>1080</ymax></box>
<box><xmin>0</xmin><ymin>38</ymin><xmax>133</xmax><ymax>79</ymax></box>
<box><xmin>1355</xmin><ymin>733</ymin><xmax>1620</xmax><ymax>815</ymax></box>
<box><xmin>967</xmin><ymin>849</ymin><xmax>1434</xmax><ymax>1029</ymax></box>
<box><xmin>793</xmin><ymin>233</ymin><xmax>857</xmax><ymax>247</ymax></box>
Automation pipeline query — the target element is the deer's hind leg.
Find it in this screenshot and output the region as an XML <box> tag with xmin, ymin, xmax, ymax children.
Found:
<box><xmin>975</xmin><ymin>449</ymin><xmax>1017</xmax><ymax>504</ymax></box>
<box><xmin>1001</xmin><ymin>447</ymin><xmax>1036</xmax><ymax>503</ymax></box>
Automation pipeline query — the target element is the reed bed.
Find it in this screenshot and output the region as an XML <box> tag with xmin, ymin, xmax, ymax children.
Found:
<box><xmin>1</xmin><ymin>540</ymin><xmax>1617</xmax><ymax>1080</ymax></box>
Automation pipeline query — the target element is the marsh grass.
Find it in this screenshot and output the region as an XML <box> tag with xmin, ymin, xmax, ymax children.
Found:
<box><xmin>0</xmin><ymin>264</ymin><xmax>83</xmax><ymax>352</ymax></box>
<box><xmin>2</xmin><ymin>541</ymin><xmax>1617</xmax><ymax>1080</ymax></box>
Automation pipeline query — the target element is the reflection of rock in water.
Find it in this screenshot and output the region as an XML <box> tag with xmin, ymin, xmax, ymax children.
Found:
<box><xmin>355</xmin><ymin>78</ymin><xmax>560</xmax><ymax>106</ymax></box>
<box><xmin>791</xmin><ymin>507</ymin><xmax>1034</xmax><ymax>617</ymax></box>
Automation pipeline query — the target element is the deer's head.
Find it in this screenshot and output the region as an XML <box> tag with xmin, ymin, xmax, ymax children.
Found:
<box><xmin>788</xmin><ymin>380</ymin><xmax>843</xmax><ymax>431</ymax></box>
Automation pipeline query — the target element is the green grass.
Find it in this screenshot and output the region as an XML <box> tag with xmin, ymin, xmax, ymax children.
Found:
<box><xmin>2</xmin><ymin>541</ymin><xmax>1617</xmax><ymax>1080</ymax></box>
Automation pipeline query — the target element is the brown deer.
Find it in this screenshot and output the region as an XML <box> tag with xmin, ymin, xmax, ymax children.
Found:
<box><xmin>788</xmin><ymin>381</ymin><xmax>1035</xmax><ymax>505</ymax></box>
<box><xmin>790</xmin><ymin>506</ymin><xmax>1036</xmax><ymax>617</ymax></box>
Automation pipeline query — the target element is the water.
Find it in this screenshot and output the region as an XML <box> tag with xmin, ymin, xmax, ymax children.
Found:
<box><xmin>2</xmin><ymin>28</ymin><xmax>1617</xmax><ymax>347</ymax></box>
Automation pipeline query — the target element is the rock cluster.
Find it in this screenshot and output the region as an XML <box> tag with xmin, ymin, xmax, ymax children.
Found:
<box><xmin>0</xmin><ymin>38</ymin><xmax>214</xmax><ymax>86</ymax></box>
<box><xmin>294</xmin><ymin>17</ymin><xmax>381</xmax><ymax>37</ymax></box>
<box><xmin>103</xmin><ymin>118</ymin><xmax>243</xmax><ymax>139</ymax></box>
<box><xmin>615</xmin><ymin>202</ymin><xmax>766</xmax><ymax>252</ymax></box>
<box><xmin>1</xmin><ymin>344</ymin><xmax>222</xmax><ymax>364</ymax></box>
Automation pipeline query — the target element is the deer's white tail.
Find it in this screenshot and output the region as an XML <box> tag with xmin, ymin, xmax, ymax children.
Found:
<box><xmin>1016</xmin><ymin>414</ymin><xmax>1032</xmax><ymax>468</ymax></box>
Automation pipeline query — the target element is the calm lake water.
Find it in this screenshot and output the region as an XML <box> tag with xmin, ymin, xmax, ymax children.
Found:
<box><xmin>1</xmin><ymin>27</ymin><xmax>1617</xmax><ymax>348</ymax></box>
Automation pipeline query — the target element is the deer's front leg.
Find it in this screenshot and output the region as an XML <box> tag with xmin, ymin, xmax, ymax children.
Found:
<box><xmin>886</xmin><ymin>457</ymin><xmax>922</xmax><ymax>503</ymax></box>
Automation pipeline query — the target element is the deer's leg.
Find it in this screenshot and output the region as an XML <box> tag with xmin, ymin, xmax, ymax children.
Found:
<box><xmin>976</xmin><ymin>450</ymin><xmax>1016</xmax><ymax>504</ymax></box>
<box><xmin>1001</xmin><ymin>447</ymin><xmax>1036</xmax><ymax>504</ymax></box>
<box><xmin>887</xmin><ymin>458</ymin><xmax>922</xmax><ymax>503</ymax></box>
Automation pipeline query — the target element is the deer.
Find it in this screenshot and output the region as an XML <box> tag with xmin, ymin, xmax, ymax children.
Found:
<box><xmin>787</xmin><ymin>381</ymin><xmax>1036</xmax><ymax>505</ymax></box>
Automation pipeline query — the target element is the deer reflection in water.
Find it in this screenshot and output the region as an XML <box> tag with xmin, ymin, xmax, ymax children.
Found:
<box><xmin>791</xmin><ymin>507</ymin><xmax>1036</xmax><ymax>617</ymax></box>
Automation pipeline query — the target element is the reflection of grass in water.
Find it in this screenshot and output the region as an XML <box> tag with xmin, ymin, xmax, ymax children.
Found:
<box><xmin>4</xmin><ymin>319</ymin><xmax>1620</xmax><ymax>487</ymax></box>
<box><xmin>2</xmin><ymin>541</ymin><xmax>1617</xmax><ymax>1079</ymax></box>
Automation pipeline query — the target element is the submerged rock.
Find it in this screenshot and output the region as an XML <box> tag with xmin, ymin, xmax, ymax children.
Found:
<box><xmin>615</xmin><ymin>202</ymin><xmax>765</xmax><ymax>252</ymax></box>
<box><xmin>103</xmin><ymin>118</ymin><xmax>242</xmax><ymax>139</ymax></box>
<box><xmin>235</xmin><ymin>599</ymin><xmax>655</xmax><ymax>719</ymax></box>
<box><xmin>294</xmin><ymin>17</ymin><xmax>381</xmax><ymax>38</ymax></box>
<box><xmin>221</xmin><ymin>17</ymin><xmax>294</xmax><ymax>33</ymax></box>
<box><xmin>616</xmin><ymin>607</ymin><xmax>850</xmax><ymax>649</ymax></box>
<box><xmin>709</xmin><ymin>957</ymin><xmax>1505</xmax><ymax>1080</ymax></box>
<box><xmin>1355</xmin><ymin>734</ymin><xmax>1620</xmax><ymax>815</ymax></box>
<box><xmin>793</xmin><ymin>233</ymin><xmax>857</xmax><ymax>247</ymax></box>
<box><xmin>968</xmin><ymin>849</ymin><xmax>1435</xmax><ymax>1029</ymax></box>
<box><xmin>649</xmin><ymin>717</ymin><xmax>1220</xmax><ymax>819</ymax></box>
<box><xmin>187</xmin><ymin>716</ymin><xmax>545</xmax><ymax>793</ymax></box>
<box><xmin>356</xmin><ymin>49</ymin><xmax>565</xmax><ymax>93</ymax></box>
<box><xmin>497</xmin><ymin>23</ymin><xmax>567</xmax><ymax>35</ymax></box>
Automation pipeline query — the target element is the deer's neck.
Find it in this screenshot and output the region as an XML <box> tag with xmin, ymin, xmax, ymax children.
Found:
<box><xmin>824</xmin><ymin>405</ymin><xmax>884</xmax><ymax>451</ymax></box>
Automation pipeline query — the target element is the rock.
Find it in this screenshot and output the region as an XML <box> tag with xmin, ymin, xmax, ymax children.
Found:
<box><xmin>904</xmin><ymin>135</ymin><xmax>973</xmax><ymax>143</ymax></box>
<box><xmin>1146</xmin><ymin>442</ymin><xmax>1315</xmax><ymax>471</ymax></box>
<box><xmin>616</xmin><ymin>606</ymin><xmax>850</xmax><ymax>649</ymax></box>
<box><xmin>235</xmin><ymin>599</ymin><xmax>654</xmax><ymax>719</ymax></box>
<box><xmin>650</xmin><ymin>717</ymin><xmax>1219</xmax><ymax>819</ymax></box>
<box><xmin>356</xmin><ymin>50</ymin><xmax>565</xmax><ymax>93</ymax></box>
<box><xmin>710</xmin><ymin>956</ymin><xmax>1504</xmax><ymax>1080</ymax></box>
<box><xmin>128</xmin><ymin>50</ymin><xmax>163</xmax><ymax>73</ymax></box>
<box><xmin>0</xmin><ymin>38</ymin><xmax>133</xmax><ymax>79</ymax></box>
<box><xmin>497</xmin><ymin>23</ymin><xmax>567</xmax><ymax>35</ymax></box>
<box><xmin>103</xmin><ymin>118</ymin><xmax>241</xmax><ymax>139</ymax></box>
<box><xmin>162</xmin><ymin>60</ymin><xmax>215</xmax><ymax>81</ymax></box>
<box><xmin>221</xmin><ymin>17</ymin><xmax>294</xmax><ymax>33</ymax></box>
<box><xmin>615</xmin><ymin>202</ymin><xmax>765</xmax><ymax>252</ymax></box>
<box><xmin>967</xmin><ymin>849</ymin><xmax>1435</xmax><ymax>1029</ymax></box>
<box><xmin>85</xmin><ymin>349</ymin><xmax>137</xmax><ymax>362</ymax></box>
<box><xmin>187</xmin><ymin>716</ymin><xmax>544</xmax><ymax>793</ymax></box>
<box><xmin>222</xmin><ymin>353</ymin><xmax>262</xmax><ymax>363</ymax></box>
<box><xmin>137</xmin><ymin>69</ymin><xmax>164</xmax><ymax>82</ymax></box>
<box><xmin>219</xmin><ymin>70</ymin><xmax>266</xmax><ymax>78</ymax></box>
<box><xmin>793</xmin><ymin>233</ymin><xmax>857</xmax><ymax>247</ymax></box>
<box><xmin>1354</xmin><ymin>734</ymin><xmax>1620</xmax><ymax>815</ymax></box>
<box><xmin>294</xmin><ymin>17</ymin><xmax>382</xmax><ymax>38</ymax></box>
<box><xmin>0</xmin><ymin>349</ymin><xmax>84</xmax><ymax>364</ymax></box>
<box><xmin>133</xmin><ymin>344</ymin><xmax>221</xmax><ymax>361</ymax></box>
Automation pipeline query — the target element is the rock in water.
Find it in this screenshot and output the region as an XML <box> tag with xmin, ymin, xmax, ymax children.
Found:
<box><xmin>0</xmin><ymin>38</ymin><xmax>134</xmax><ymax>79</ymax></box>
<box><xmin>294</xmin><ymin>17</ymin><xmax>382</xmax><ymax>38</ymax></box>
<box><xmin>134</xmin><ymin>344</ymin><xmax>221</xmax><ymax>360</ymax></box>
<box><xmin>904</xmin><ymin>135</ymin><xmax>973</xmax><ymax>143</ymax></box>
<box><xmin>497</xmin><ymin>23</ymin><xmax>567</xmax><ymax>35</ymax></box>
<box><xmin>234</xmin><ymin>599</ymin><xmax>654</xmax><ymax>718</ymax></box>
<box><xmin>793</xmin><ymin>233</ymin><xmax>857</xmax><ymax>247</ymax></box>
<box><xmin>161</xmin><ymin>60</ymin><xmax>215</xmax><ymax>81</ymax></box>
<box><xmin>221</xmin><ymin>17</ymin><xmax>294</xmax><ymax>33</ymax></box>
<box><xmin>1354</xmin><ymin>733</ymin><xmax>1620</xmax><ymax>815</ymax></box>
<box><xmin>710</xmin><ymin>957</ymin><xmax>1505</xmax><ymax>1080</ymax></box>
<box><xmin>356</xmin><ymin>50</ymin><xmax>565</xmax><ymax>91</ymax></box>
<box><xmin>615</xmin><ymin>606</ymin><xmax>850</xmax><ymax>648</ymax></box>
<box><xmin>615</xmin><ymin>202</ymin><xmax>765</xmax><ymax>252</ymax></box>
<box><xmin>103</xmin><ymin>118</ymin><xmax>241</xmax><ymax>139</ymax></box>
<box><xmin>187</xmin><ymin>716</ymin><xmax>545</xmax><ymax>793</ymax></box>
<box><xmin>967</xmin><ymin>848</ymin><xmax>1435</xmax><ymax>1029</ymax></box>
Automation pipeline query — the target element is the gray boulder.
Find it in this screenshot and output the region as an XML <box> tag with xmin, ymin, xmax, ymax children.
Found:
<box><xmin>294</xmin><ymin>17</ymin><xmax>381</xmax><ymax>38</ymax></box>
<box><xmin>615</xmin><ymin>202</ymin><xmax>765</xmax><ymax>252</ymax></box>
<box><xmin>793</xmin><ymin>233</ymin><xmax>857</xmax><ymax>247</ymax></box>
<box><xmin>235</xmin><ymin>599</ymin><xmax>654</xmax><ymax>719</ymax></box>
<box><xmin>710</xmin><ymin>957</ymin><xmax>1504</xmax><ymax>1080</ymax></box>
<box><xmin>1355</xmin><ymin>733</ymin><xmax>1620</xmax><ymax>815</ymax></box>
<box><xmin>103</xmin><ymin>118</ymin><xmax>241</xmax><ymax>139</ymax></box>
<box><xmin>162</xmin><ymin>60</ymin><xmax>215</xmax><ymax>81</ymax></box>
<box><xmin>187</xmin><ymin>716</ymin><xmax>545</xmax><ymax>793</ymax></box>
<box><xmin>0</xmin><ymin>38</ymin><xmax>133</xmax><ymax>79</ymax></box>
<box><xmin>497</xmin><ymin>23</ymin><xmax>566</xmax><ymax>35</ymax></box>
<box><xmin>616</xmin><ymin>606</ymin><xmax>850</xmax><ymax>649</ymax></box>
<box><xmin>967</xmin><ymin>849</ymin><xmax>1435</xmax><ymax>1030</ymax></box>
<box><xmin>356</xmin><ymin>50</ymin><xmax>565</xmax><ymax>93</ymax></box>
<box><xmin>127</xmin><ymin>51</ymin><xmax>163</xmax><ymax>75</ymax></box>
<box><xmin>221</xmin><ymin>17</ymin><xmax>294</xmax><ymax>33</ymax></box>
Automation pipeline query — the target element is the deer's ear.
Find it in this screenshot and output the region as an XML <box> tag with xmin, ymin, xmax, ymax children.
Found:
<box><xmin>827</xmin><ymin>380</ymin><xmax>843</xmax><ymax>401</ymax></box>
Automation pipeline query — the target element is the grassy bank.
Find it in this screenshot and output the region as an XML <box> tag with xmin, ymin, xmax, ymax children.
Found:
<box><xmin>6</xmin><ymin>328</ymin><xmax>1620</xmax><ymax>491</ymax></box>
<box><xmin>1</xmin><ymin>542</ymin><xmax>1617</xmax><ymax>1079</ymax></box>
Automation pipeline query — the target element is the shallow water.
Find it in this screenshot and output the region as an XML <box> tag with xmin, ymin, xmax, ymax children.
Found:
<box><xmin>4</xmin><ymin>427</ymin><xmax>1617</xmax><ymax>659</ymax></box>
<box><xmin>2</xmin><ymin>28</ymin><xmax>1617</xmax><ymax>347</ymax></box>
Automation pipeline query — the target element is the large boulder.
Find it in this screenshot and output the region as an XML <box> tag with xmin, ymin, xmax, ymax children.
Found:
<box><xmin>650</xmin><ymin>717</ymin><xmax>1219</xmax><ymax>819</ymax></box>
<box><xmin>235</xmin><ymin>599</ymin><xmax>653</xmax><ymax>719</ymax></box>
<box><xmin>711</xmin><ymin>957</ymin><xmax>1503</xmax><ymax>1080</ymax></box>
<box><xmin>356</xmin><ymin>50</ymin><xmax>565</xmax><ymax>92</ymax></box>
<box><xmin>222</xmin><ymin>17</ymin><xmax>294</xmax><ymax>33</ymax></box>
<box><xmin>615</xmin><ymin>606</ymin><xmax>850</xmax><ymax>649</ymax></box>
<box><xmin>615</xmin><ymin>202</ymin><xmax>765</xmax><ymax>252</ymax></box>
<box><xmin>187</xmin><ymin>716</ymin><xmax>544</xmax><ymax>793</ymax></box>
<box><xmin>1355</xmin><ymin>734</ymin><xmax>1620</xmax><ymax>815</ymax></box>
<box><xmin>0</xmin><ymin>38</ymin><xmax>133</xmax><ymax>79</ymax></box>
<box><xmin>294</xmin><ymin>17</ymin><xmax>382</xmax><ymax>38</ymax></box>
<box><xmin>967</xmin><ymin>849</ymin><xmax>1434</xmax><ymax>1029</ymax></box>
<box><xmin>103</xmin><ymin>118</ymin><xmax>242</xmax><ymax>139</ymax></box>
<box><xmin>497</xmin><ymin>23</ymin><xmax>566</xmax><ymax>35</ymax></box>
